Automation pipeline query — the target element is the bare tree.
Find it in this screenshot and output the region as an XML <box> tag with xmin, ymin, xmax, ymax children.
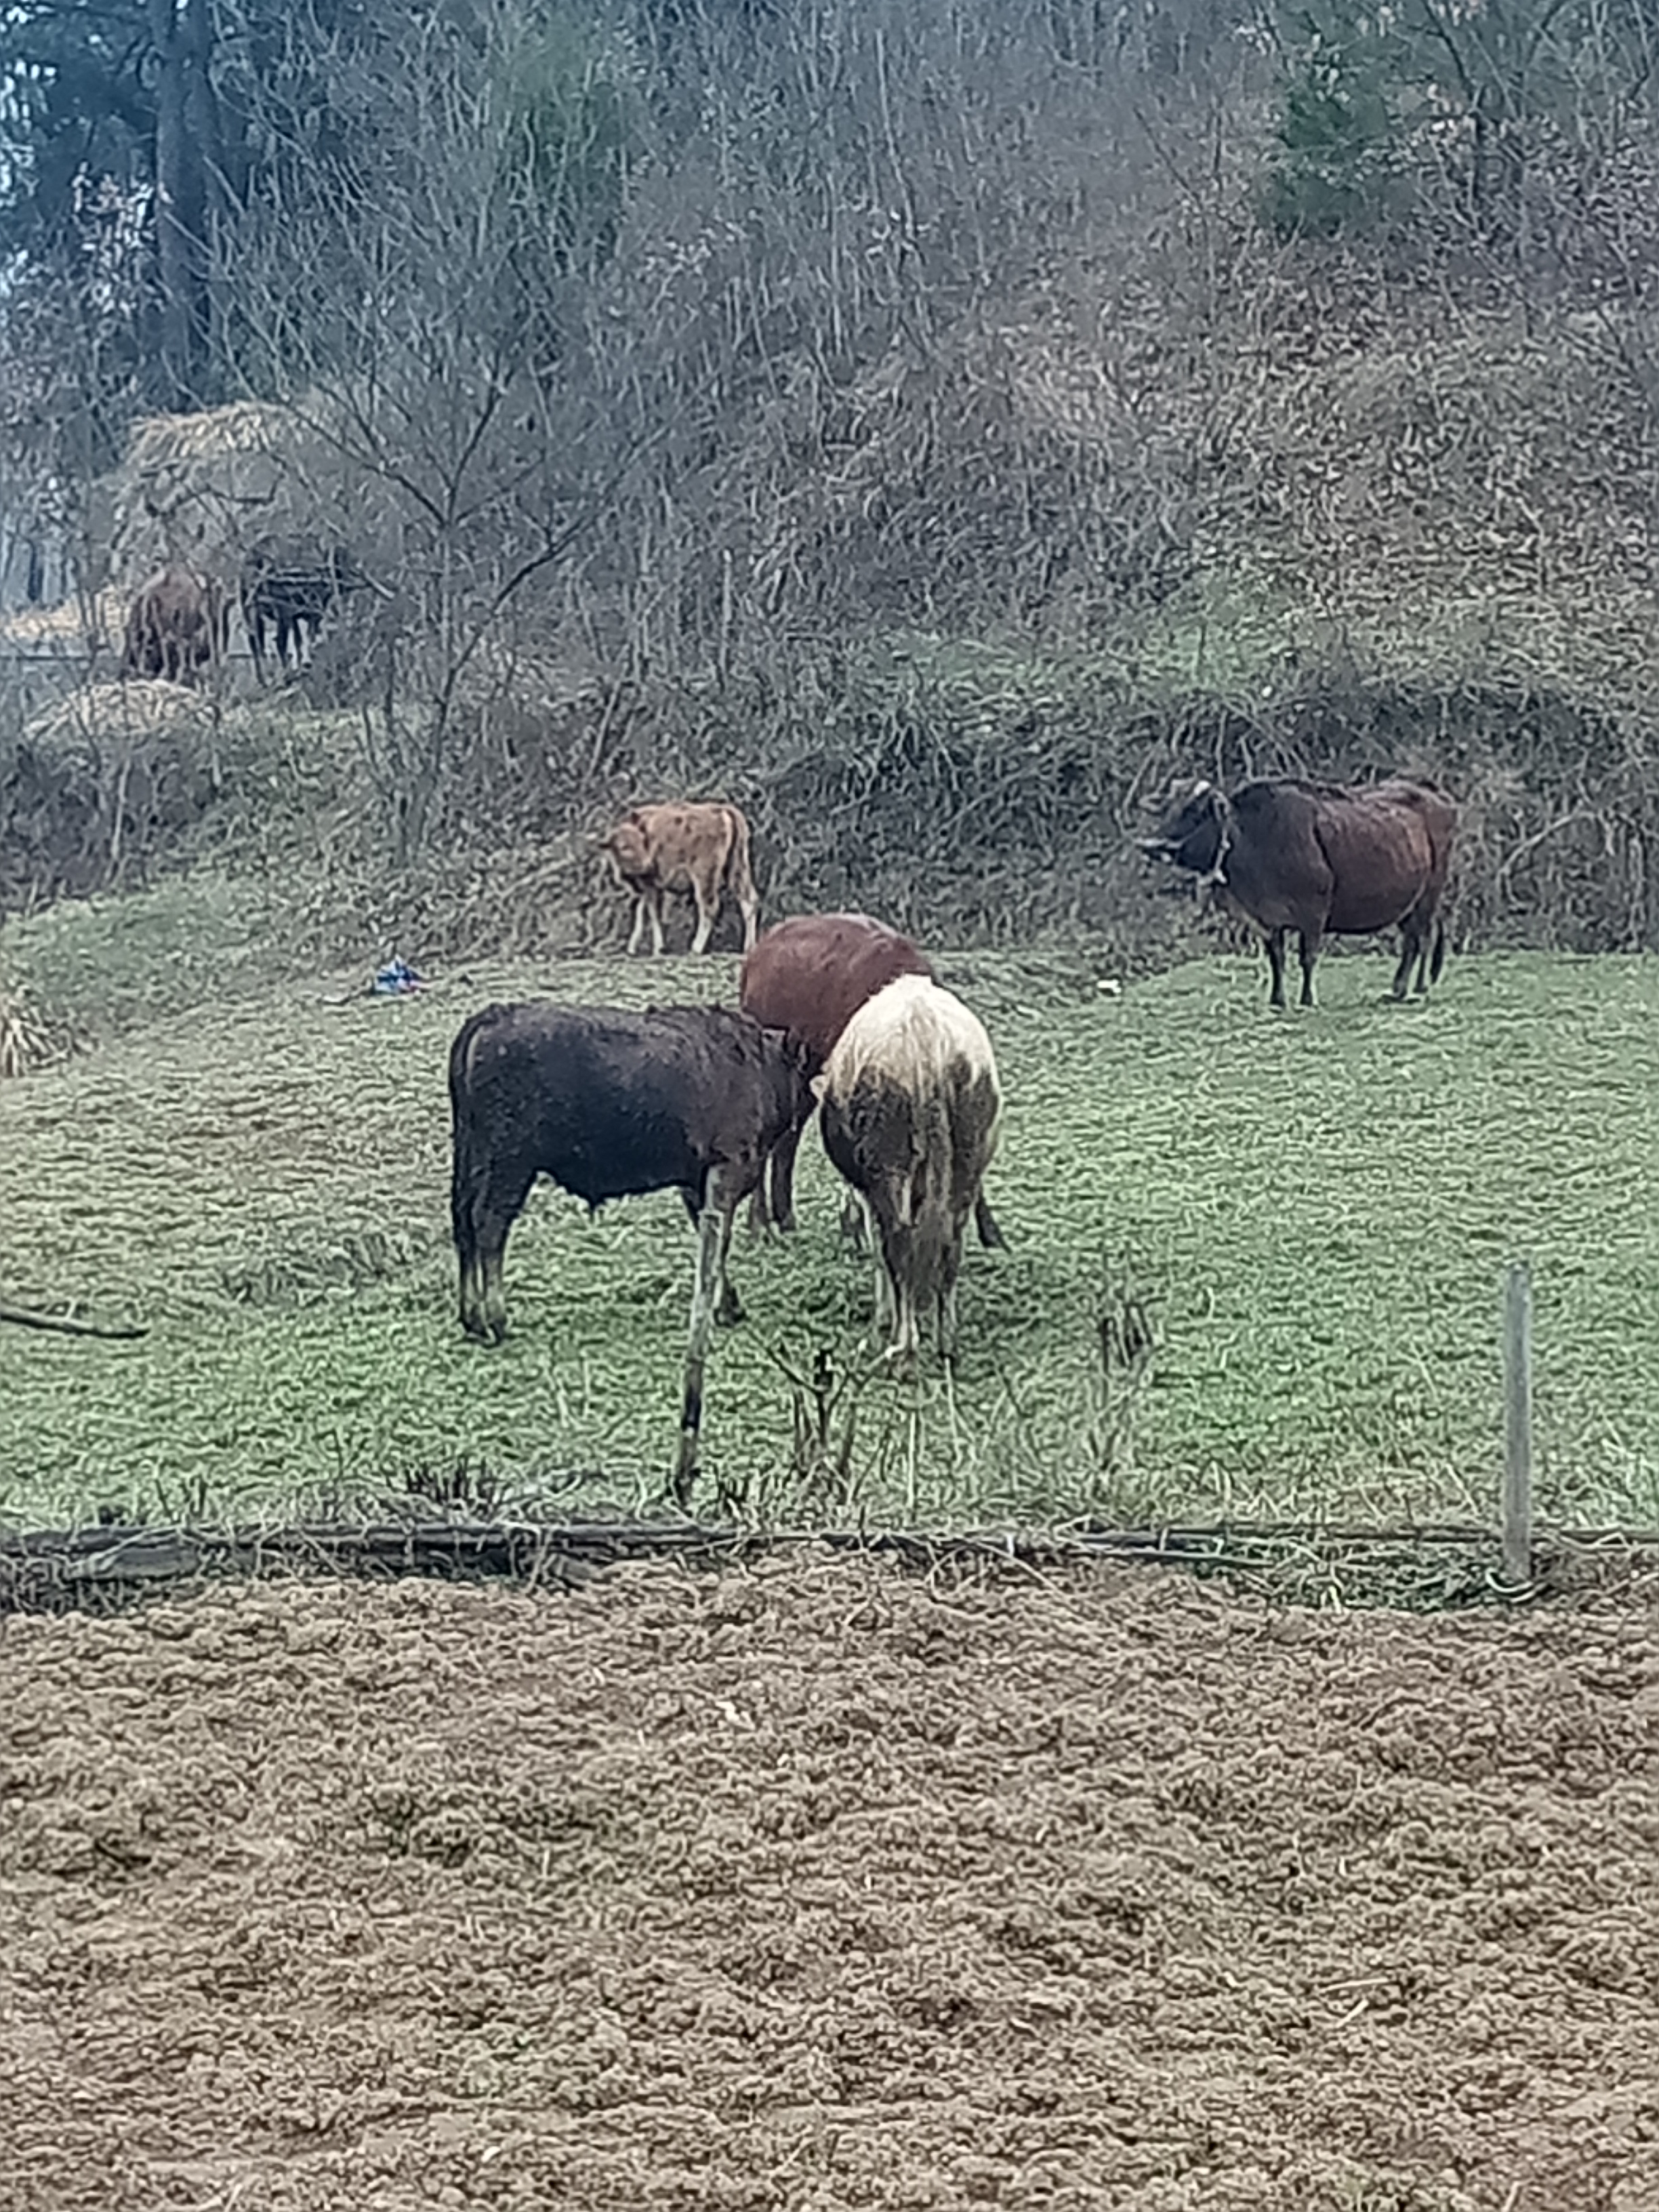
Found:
<box><xmin>216</xmin><ymin>0</ymin><xmax>657</xmax><ymax>860</ymax></box>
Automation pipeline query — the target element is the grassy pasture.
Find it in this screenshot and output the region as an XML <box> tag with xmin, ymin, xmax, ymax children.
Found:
<box><xmin>0</xmin><ymin>934</ymin><xmax>1655</xmax><ymax>1532</ymax></box>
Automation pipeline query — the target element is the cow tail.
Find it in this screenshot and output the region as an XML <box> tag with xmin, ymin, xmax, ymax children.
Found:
<box><xmin>724</xmin><ymin>805</ymin><xmax>758</xmax><ymax>911</ymax></box>
<box><xmin>909</xmin><ymin>1086</ymin><xmax>956</xmax><ymax>1306</ymax></box>
<box><xmin>447</xmin><ymin>1012</ymin><xmax>493</xmax><ymax>1256</ymax></box>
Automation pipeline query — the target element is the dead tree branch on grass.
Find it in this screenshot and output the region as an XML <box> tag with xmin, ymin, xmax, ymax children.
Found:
<box><xmin>0</xmin><ymin>1303</ymin><xmax>148</xmax><ymax>1340</ymax></box>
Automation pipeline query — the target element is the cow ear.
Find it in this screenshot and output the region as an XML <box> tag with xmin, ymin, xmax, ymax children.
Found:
<box><xmin>808</xmin><ymin>1072</ymin><xmax>828</xmax><ymax>1105</ymax></box>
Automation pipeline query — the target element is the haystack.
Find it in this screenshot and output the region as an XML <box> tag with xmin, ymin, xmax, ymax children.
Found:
<box><xmin>0</xmin><ymin>985</ymin><xmax>61</xmax><ymax>1078</ymax></box>
<box><xmin>24</xmin><ymin>678</ymin><xmax>216</xmax><ymax>756</ymax></box>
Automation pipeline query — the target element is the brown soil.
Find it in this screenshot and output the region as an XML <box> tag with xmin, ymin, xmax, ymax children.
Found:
<box><xmin>1</xmin><ymin>1557</ymin><xmax>1655</xmax><ymax>2212</ymax></box>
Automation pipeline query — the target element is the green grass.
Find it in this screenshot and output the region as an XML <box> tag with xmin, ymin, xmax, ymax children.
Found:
<box><xmin>0</xmin><ymin>938</ymin><xmax>1655</xmax><ymax>1532</ymax></box>
<box><xmin>1</xmin><ymin>870</ymin><xmax>287</xmax><ymax>1033</ymax></box>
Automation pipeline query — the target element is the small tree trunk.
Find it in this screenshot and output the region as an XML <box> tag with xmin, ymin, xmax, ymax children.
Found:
<box><xmin>146</xmin><ymin>0</ymin><xmax>219</xmax><ymax>409</ymax></box>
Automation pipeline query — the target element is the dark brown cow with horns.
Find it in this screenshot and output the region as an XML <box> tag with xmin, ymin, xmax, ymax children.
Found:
<box><xmin>449</xmin><ymin>999</ymin><xmax>809</xmax><ymax>1502</ymax></box>
<box><xmin>738</xmin><ymin>911</ymin><xmax>1005</xmax><ymax>1249</ymax></box>
<box><xmin>121</xmin><ymin>564</ymin><xmax>230</xmax><ymax>687</ymax></box>
<box><xmin>1139</xmin><ymin>775</ymin><xmax>1458</xmax><ymax>1009</ymax></box>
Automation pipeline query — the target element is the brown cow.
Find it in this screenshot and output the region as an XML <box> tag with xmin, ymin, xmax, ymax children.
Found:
<box><xmin>815</xmin><ymin>976</ymin><xmax>1002</xmax><ymax>1374</ymax></box>
<box><xmin>121</xmin><ymin>564</ymin><xmax>229</xmax><ymax>687</ymax></box>
<box><xmin>1139</xmin><ymin>775</ymin><xmax>1458</xmax><ymax>1009</ymax></box>
<box><xmin>739</xmin><ymin>911</ymin><xmax>1005</xmax><ymax>1250</ymax></box>
<box><xmin>599</xmin><ymin>802</ymin><xmax>760</xmax><ymax>956</ymax></box>
<box><xmin>449</xmin><ymin>1000</ymin><xmax>809</xmax><ymax>1502</ymax></box>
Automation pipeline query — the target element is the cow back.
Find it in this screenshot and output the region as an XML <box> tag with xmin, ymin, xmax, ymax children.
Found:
<box><xmin>739</xmin><ymin>913</ymin><xmax>935</xmax><ymax>1071</ymax></box>
<box><xmin>451</xmin><ymin>1000</ymin><xmax>806</xmax><ymax>1208</ymax></box>
<box><xmin>819</xmin><ymin>977</ymin><xmax>1000</xmax><ymax>1155</ymax></box>
<box><xmin>816</xmin><ymin>975</ymin><xmax>1001</xmax><ymax>1302</ymax></box>
<box><xmin>1215</xmin><ymin>781</ymin><xmax>1437</xmax><ymax>936</ymax></box>
<box><xmin>605</xmin><ymin>802</ymin><xmax>741</xmax><ymax>893</ymax></box>
<box><xmin>1305</xmin><ymin>785</ymin><xmax>1443</xmax><ymax>931</ymax></box>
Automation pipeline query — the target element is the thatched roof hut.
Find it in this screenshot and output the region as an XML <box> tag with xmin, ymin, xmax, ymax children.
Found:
<box><xmin>106</xmin><ymin>396</ymin><xmax>380</xmax><ymax>590</ymax></box>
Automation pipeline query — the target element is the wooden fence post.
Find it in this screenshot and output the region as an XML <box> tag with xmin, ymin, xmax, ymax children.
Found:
<box><xmin>1502</xmin><ymin>1261</ymin><xmax>1534</xmax><ymax>1586</ymax></box>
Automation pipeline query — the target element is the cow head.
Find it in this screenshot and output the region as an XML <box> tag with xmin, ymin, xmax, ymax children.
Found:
<box><xmin>1138</xmin><ymin>778</ymin><xmax>1229</xmax><ymax>879</ymax></box>
<box><xmin>598</xmin><ymin>815</ymin><xmax>652</xmax><ymax>877</ymax></box>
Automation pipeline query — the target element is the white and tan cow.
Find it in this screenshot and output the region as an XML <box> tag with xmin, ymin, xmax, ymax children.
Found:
<box><xmin>599</xmin><ymin>801</ymin><xmax>760</xmax><ymax>956</ymax></box>
<box><xmin>815</xmin><ymin>974</ymin><xmax>1002</xmax><ymax>1372</ymax></box>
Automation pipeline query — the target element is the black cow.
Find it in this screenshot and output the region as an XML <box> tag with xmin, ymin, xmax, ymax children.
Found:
<box><xmin>240</xmin><ymin>538</ymin><xmax>367</xmax><ymax>678</ymax></box>
<box><xmin>449</xmin><ymin>1001</ymin><xmax>810</xmax><ymax>1500</ymax></box>
<box><xmin>1139</xmin><ymin>775</ymin><xmax>1459</xmax><ymax>1008</ymax></box>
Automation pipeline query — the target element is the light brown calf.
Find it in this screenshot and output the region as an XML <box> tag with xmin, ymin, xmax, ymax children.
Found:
<box><xmin>600</xmin><ymin>802</ymin><xmax>760</xmax><ymax>956</ymax></box>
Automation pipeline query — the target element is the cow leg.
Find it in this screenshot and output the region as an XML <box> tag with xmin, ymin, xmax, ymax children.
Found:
<box><xmin>873</xmin><ymin>1213</ymin><xmax>918</xmax><ymax>1375</ymax></box>
<box><xmin>749</xmin><ymin>1125</ymin><xmax>803</xmax><ymax>1240</ymax></box>
<box><xmin>870</xmin><ymin>1219</ymin><xmax>896</xmax><ymax>1336</ymax></box>
<box><xmin>938</xmin><ymin>1216</ymin><xmax>970</xmax><ymax>1361</ymax></box>
<box><xmin>1397</xmin><ymin>906</ymin><xmax>1435</xmax><ymax>997</ymax></box>
<box><xmin>1420</xmin><ymin>921</ymin><xmax>1443</xmax><ymax>995</ymax></box>
<box><xmin>453</xmin><ymin>1164</ymin><xmax>533</xmax><ymax>1345</ymax></box>
<box><xmin>1296</xmin><ymin>928</ymin><xmax>1323</xmax><ymax>1009</ymax></box>
<box><xmin>839</xmin><ymin>1189</ymin><xmax>869</xmax><ymax>1252</ymax></box>
<box><xmin>626</xmin><ymin>896</ymin><xmax>647</xmax><ymax>957</ymax></box>
<box><xmin>739</xmin><ymin>890</ymin><xmax>760</xmax><ymax>954</ymax></box>
<box><xmin>649</xmin><ymin>890</ymin><xmax>668</xmax><ymax>958</ymax></box>
<box><xmin>768</xmin><ymin>1115</ymin><xmax>806</xmax><ymax>1236</ymax></box>
<box><xmin>746</xmin><ymin>1162</ymin><xmax>773</xmax><ymax>1238</ymax></box>
<box><xmin>1264</xmin><ymin>929</ymin><xmax>1290</xmax><ymax>1010</ymax></box>
<box><xmin>684</xmin><ymin>1173</ymin><xmax>744</xmax><ymax>1316</ymax></box>
<box><xmin>673</xmin><ymin>1165</ymin><xmax>743</xmax><ymax>1507</ymax></box>
<box><xmin>1389</xmin><ymin>930</ymin><xmax>1418</xmax><ymax>1001</ymax></box>
<box><xmin>469</xmin><ymin>1217</ymin><xmax>515</xmax><ymax>1345</ymax></box>
<box><xmin>689</xmin><ymin>882</ymin><xmax>717</xmax><ymax>957</ymax></box>
<box><xmin>715</xmin><ymin>1212</ymin><xmax>745</xmax><ymax>1327</ymax></box>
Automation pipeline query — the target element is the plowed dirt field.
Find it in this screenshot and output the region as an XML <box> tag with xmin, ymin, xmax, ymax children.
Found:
<box><xmin>1</xmin><ymin>1556</ymin><xmax>1655</xmax><ymax>2211</ymax></box>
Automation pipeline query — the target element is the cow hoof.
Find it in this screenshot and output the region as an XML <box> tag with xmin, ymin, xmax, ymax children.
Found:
<box><xmin>715</xmin><ymin>1293</ymin><xmax>745</xmax><ymax>1328</ymax></box>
